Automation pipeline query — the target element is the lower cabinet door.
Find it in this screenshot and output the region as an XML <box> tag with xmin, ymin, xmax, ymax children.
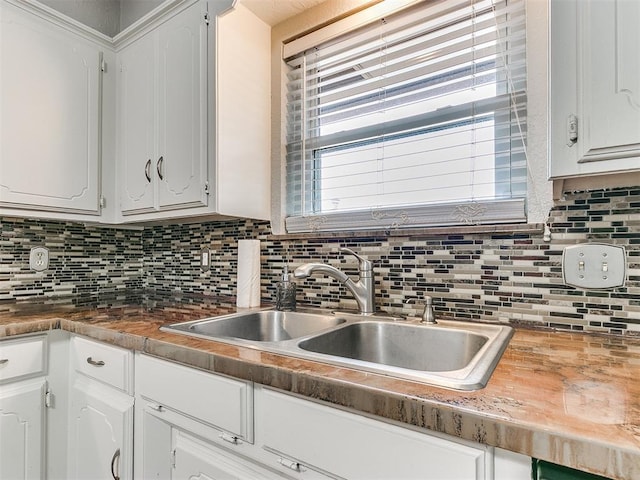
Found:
<box><xmin>67</xmin><ymin>376</ymin><xmax>133</xmax><ymax>480</ymax></box>
<box><xmin>172</xmin><ymin>430</ymin><xmax>279</xmax><ymax>480</ymax></box>
<box><xmin>0</xmin><ymin>378</ymin><xmax>46</xmax><ymax>480</ymax></box>
<box><xmin>258</xmin><ymin>387</ymin><xmax>489</xmax><ymax>480</ymax></box>
<box><xmin>136</xmin><ymin>400</ymin><xmax>285</xmax><ymax>480</ymax></box>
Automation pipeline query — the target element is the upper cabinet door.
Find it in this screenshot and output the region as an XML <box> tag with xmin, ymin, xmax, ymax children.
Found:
<box><xmin>156</xmin><ymin>1</ymin><xmax>208</xmax><ymax>211</ymax></box>
<box><xmin>0</xmin><ymin>2</ymin><xmax>102</xmax><ymax>213</ymax></box>
<box><xmin>577</xmin><ymin>0</ymin><xmax>640</xmax><ymax>164</ymax></box>
<box><xmin>118</xmin><ymin>33</ymin><xmax>156</xmax><ymax>214</ymax></box>
<box><xmin>550</xmin><ymin>0</ymin><xmax>640</xmax><ymax>178</ymax></box>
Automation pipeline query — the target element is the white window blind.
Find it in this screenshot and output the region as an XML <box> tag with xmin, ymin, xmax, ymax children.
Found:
<box><xmin>284</xmin><ymin>0</ymin><xmax>527</xmax><ymax>233</ymax></box>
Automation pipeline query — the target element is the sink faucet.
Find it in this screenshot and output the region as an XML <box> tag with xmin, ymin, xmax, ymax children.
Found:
<box><xmin>293</xmin><ymin>248</ymin><xmax>375</xmax><ymax>315</ymax></box>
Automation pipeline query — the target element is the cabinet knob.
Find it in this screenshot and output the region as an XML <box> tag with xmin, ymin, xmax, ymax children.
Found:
<box><xmin>0</xmin><ymin>358</ymin><xmax>8</xmax><ymax>365</ymax></box>
<box><xmin>156</xmin><ymin>156</ymin><xmax>164</xmax><ymax>180</ymax></box>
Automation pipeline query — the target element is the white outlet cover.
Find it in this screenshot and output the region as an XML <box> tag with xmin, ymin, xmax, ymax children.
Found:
<box><xmin>562</xmin><ymin>244</ymin><xmax>626</xmax><ymax>290</ymax></box>
<box><xmin>29</xmin><ymin>247</ymin><xmax>49</xmax><ymax>272</ymax></box>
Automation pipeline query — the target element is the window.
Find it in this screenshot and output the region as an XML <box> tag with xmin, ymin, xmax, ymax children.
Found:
<box><xmin>284</xmin><ymin>0</ymin><xmax>527</xmax><ymax>232</ymax></box>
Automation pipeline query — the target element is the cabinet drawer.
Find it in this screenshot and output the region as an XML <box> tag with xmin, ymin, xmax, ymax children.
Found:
<box><xmin>0</xmin><ymin>335</ymin><xmax>47</xmax><ymax>383</ymax></box>
<box><xmin>258</xmin><ymin>388</ymin><xmax>488</xmax><ymax>480</ymax></box>
<box><xmin>71</xmin><ymin>336</ymin><xmax>133</xmax><ymax>393</ymax></box>
<box><xmin>136</xmin><ymin>354</ymin><xmax>253</xmax><ymax>442</ymax></box>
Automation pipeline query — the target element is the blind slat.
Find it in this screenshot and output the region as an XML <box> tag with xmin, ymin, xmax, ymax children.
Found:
<box><xmin>285</xmin><ymin>0</ymin><xmax>527</xmax><ymax>232</ymax></box>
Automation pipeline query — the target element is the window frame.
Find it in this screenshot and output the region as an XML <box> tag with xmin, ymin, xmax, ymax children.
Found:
<box><xmin>281</xmin><ymin>0</ymin><xmax>529</xmax><ymax>234</ymax></box>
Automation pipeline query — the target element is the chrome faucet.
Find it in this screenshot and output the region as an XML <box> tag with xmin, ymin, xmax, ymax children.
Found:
<box><xmin>293</xmin><ymin>248</ymin><xmax>375</xmax><ymax>315</ymax></box>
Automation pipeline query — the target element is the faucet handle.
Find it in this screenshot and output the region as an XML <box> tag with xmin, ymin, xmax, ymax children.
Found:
<box><xmin>339</xmin><ymin>247</ymin><xmax>372</xmax><ymax>273</ymax></box>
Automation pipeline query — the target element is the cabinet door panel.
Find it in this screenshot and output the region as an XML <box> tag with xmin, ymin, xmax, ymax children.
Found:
<box><xmin>172</xmin><ymin>430</ymin><xmax>276</xmax><ymax>480</ymax></box>
<box><xmin>0</xmin><ymin>3</ymin><xmax>101</xmax><ymax>213</ymax></box>
<box><xmin>578</xmin><ymin>0</ymin><xmax>640</xmax><ymax>163</ymax></box>
<box><xmin>0</xmin><ymin>379</ymin><xmax>45</xmax><ymax>480</ymax></box>
<box><xmin>68</xmin><ymin>376</ymin><xmax>133</xmax><ymax>480</ymax></box>
<box><xmin>118</xmin><ymin>33</ymin><xmax>156</xmax><ymax>214</ymax></box>
<box><xmin>259</xmin><ymin>388</ymin><xmax>487</xmax><ymax>480</ymax></box>
<box><xmin>550</xmin><ymin>0</ymin><xmax>640</xmax><ymax>178</ymax></box>
<box><xmin>157</xmin><ymin>2</ymin><xmax>207</xmax><ymax>210</ymax></box>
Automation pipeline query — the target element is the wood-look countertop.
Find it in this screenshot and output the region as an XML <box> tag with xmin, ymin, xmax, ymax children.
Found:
<box><xmin>1</xmin><ymin>294</ymin><xmax>638</xmax><ymax>480</ymax></box>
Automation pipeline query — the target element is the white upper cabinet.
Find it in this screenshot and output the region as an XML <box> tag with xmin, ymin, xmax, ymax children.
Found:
<box><xmin>550</xmin><ymin>0</ymin><xmax>640</xmax><ymax>178</ymax></box>
<box><xmin>0</xmin><ymin>1</ymin><xmax>104</xmax><ymax>216</ymax></box>
<box><xmin>118</xmin><ymin>0</ymin><xmax>209</xmax><ymax>216</ymax></box>
<box><xmin>0</xmin><ymin>0</ymin><xmax>270</xmax><ymax>224</ymax></box>
<box><xmin>118</xmin><ymin>32</ymin><xmax>156</xmax><ymax>214</ymax></box>
<box><xmin>116</xmin><ymin>0</ymin><xmax>271</xmax><ymax>223</ymax></box>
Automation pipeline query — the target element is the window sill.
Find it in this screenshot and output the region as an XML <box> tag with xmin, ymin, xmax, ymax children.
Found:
<box><xmin>268</xmin><ymin>223</ymin><xmax>545</xmax><ymax>241</ymax></box>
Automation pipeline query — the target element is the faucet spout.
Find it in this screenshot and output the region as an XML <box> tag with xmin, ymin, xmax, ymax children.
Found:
<box><xmin>293</xmin><ymin>250</ymin><xmax>376</xmax><ymax>315</ymax></box>
<box><xmin>293</xmin><ymin>263</ymin><xmax>349</xmax><ymax>284</ymax></box>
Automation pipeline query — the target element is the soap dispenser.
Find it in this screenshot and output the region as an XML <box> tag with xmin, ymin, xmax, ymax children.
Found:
<box><xmin>275</xmin><ymin>266</ymin><xmax>297</xmax><ymax>311</ymax></box>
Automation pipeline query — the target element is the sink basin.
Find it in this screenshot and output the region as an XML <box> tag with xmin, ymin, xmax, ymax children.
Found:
<box><xmin>296</xmin><ymin>320</ymin><xmax>513</xmax><ymax>389</ymax></box>
<box><xmin>162</xmin><ymin>309</ymin><xmax>512</xmax><ymax>390</ymax></box>
<box><xmin>298</xmin><ymin>322</ymin><xmax>487</xmax><ymax>372</ymax></box>
<box><xmin>162</xmin><ymin>310</ymin><xmax>346</xmax><ymax>342</ymax></box>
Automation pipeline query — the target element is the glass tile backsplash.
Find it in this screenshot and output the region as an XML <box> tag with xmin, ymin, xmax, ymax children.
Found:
<box><xmin>1</xmin><ymin>187</ymin><xmax>638</xmax><ymax>335</ymax></box>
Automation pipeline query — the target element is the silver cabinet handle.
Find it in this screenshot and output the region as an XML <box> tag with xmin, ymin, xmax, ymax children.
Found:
<box><xmin>86</xmin><ymin>357</ymin><xmax>105</xmax><ymax>367</ymax></box>
<box><xmin>110</xmin><ymin>448</ymin><xmax>120</xmax><ymax>480</ymax></box>
<box><xmin>219</xmin><ymin>432</ymin><xmax>240</xmax><ymax>445</ymax></box>
<box><xmin>0</xmin><ymin>359</ymin><xmax>8</xmax><ymax>365</ymax></box>
<box><xmin>144</xmin><ymin>159</ymin><xmax>152</xmax><ymax>182</ymax></box>
<box><xmin>278</xmin><ymin>457</ymin><xmax>306</xmax><ymax>473</ymax></box>
<box><xmin>156</xmin><ymin>156</ymin><xmax>164</xmax><ymax>180</ymax></box>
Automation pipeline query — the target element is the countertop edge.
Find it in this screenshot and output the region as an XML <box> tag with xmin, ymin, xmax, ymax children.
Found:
<box><xmin>2</xmin><ymin>317</ymin><xmax>637</xmax><ymax>480</ymax></box>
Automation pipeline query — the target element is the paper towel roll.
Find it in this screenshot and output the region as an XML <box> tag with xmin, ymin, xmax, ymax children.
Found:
<box><xmin>236</xmin><ymin>239</ymin><xmax>261</xmax><ymax>308</ymax></box>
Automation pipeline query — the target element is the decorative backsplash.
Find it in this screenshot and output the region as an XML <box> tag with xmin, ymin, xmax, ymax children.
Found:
<box><xmin>2</xmin><ymin>186</ymin><xmax>639</xmax><ymax>335</ymax></box>
<box><xmin>0</xmin><ymin>217</ymin><xmax>144</xmax><ymax>300</ymax></box>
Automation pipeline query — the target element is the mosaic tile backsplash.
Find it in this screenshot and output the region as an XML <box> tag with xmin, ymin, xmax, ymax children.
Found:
<box><xmin>1</xmin><ymin>187</ymin><xmax>639</xmax><ymax>335</ymax></box>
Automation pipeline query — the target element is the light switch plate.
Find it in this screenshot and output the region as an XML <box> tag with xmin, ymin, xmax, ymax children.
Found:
<box><xmin>200</xmin><ymin>248</ymin><xmax>210</xmax><ymax>272</ymax></box>
<box><xmin>562</xmin><ymin>244</ymin><xmax>626</xmax><ymax>290</ymax></box>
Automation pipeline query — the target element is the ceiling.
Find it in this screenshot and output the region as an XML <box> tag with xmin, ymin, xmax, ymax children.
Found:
<box><xmin>240</xmin><ymin>0</ymin><xmax>329</xmax><ymax>26</ymax></box>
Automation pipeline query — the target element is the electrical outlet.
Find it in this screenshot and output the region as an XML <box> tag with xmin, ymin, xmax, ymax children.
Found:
<box><xmin>562</xmin><ymin>244</ymin><xmax>626</xmax><ymax>289</ymax></box>
<box><xmin>29</xmin><ymin>247</ymin><xmax>49</xmax><ymax>272</ymax></box>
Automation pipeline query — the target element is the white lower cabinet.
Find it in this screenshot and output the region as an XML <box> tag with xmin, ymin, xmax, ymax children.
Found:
<box><xmin>256</xmin><ymin>386</ymin><xmax>490</xmax><ymax>480</ymax></box>
<box><xmin>67</xmin><ymin>377</ymin><xmax>133</xmax><ymax>480</ymax></box>
<box><xmin>134</xmin><ymin>354</ymin><xmax>529</xmax><ymax>480</ymax></box>
<box><xmin>135</xmin><ymin>353</ymin><xmax>283</xmax><ymax>479</ymax></box>
<box><xmin>0</xmin><ymin>378</ymin><xmax>46</xmax><ymax>480</ymax></box>
<box><xmin>28</xmin><ymin>334</ymin><xmax>530</xmax><ymax>479</ymax></box>
<box><xmin>0</xmin><ymin>335</ymin><xmax>48</xmax><ymax>480</ymax></box>
<box><xmin>67</xmin><ymin>336</ymin><xmax>134</xmax><ymax>480</ymax></box>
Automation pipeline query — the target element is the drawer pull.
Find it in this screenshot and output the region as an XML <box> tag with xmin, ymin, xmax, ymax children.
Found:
<box><xmin>0</xmin><ymin>359</ymin><xmax>8</xmax><ymax>365</ymax></box>
<box><xmin>86</xmin><ymin>357</ymin><xmax>105</xmax><ymax>367</ymax></box>
<box><xmin>110</xmin><ymin>448</ymin><xmax>120</xmax><ymax>480</ymax></box>
<box><xmin>148</xmin><ymin>403</ymin><xmax>164</xmax><ymax>412</ymax></box>
<box><xmin>219</xmin><ymin>432</ymin><xmax>240</xmax><ymax>445</ymax></box>
<box><xmin>278</xmin><ymin>457</ymin><xmax>306</xmax><ymax>473</ymax></box>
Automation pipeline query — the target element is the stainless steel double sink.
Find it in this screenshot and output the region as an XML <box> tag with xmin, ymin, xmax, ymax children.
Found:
<box><xmin>161</xmin><ymin>309</ymin><xmax>513</xmax><ymax>390</ymax></box>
